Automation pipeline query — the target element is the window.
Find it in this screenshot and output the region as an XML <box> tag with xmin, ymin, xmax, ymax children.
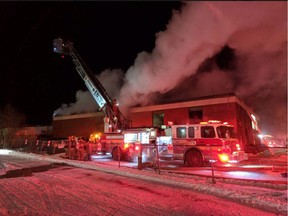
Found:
<box><xmin>201</xmin><ymin>126</ymin><xmax>215</xmax><ymax>138</ymax></box>
<box><xmin>176</xmin><ymin>127</ymin><xmax>186</xmax><ymax>138</ymax></box>
<box><xmin>124</xmin><ymin>133</ymin><xmax>138</xmax><ymax>143</ymax></box>
<box><xmin>217</xmin><ymin>126</ymin><xmax>236</xmax><ymax>138</ymax></box>
<box><xmin>189</xmin><ymin>107</ymin><xmax>203</xmax><ymax>123</ymax></box>
<box><xmin>153</xmin><ymin>111</ymin><xmax>164</xmax><ymax>127</ymax></box>
<box><xmin>188</xmin><ymin>127</ymin><xmax>195</xmax><ymax>138</ymax></box>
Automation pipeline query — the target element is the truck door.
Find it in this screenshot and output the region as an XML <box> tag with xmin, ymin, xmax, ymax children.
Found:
<box><xmin>173</xmin><ymin>126</ymin><xmax>196</xmax><ymax>159</ymax></box>
<box><xmin>198</xmin><ymin>125</ymin><xmax>222</xmax><ymax>158</ymax></box>
<box><xmin>198</xmin><ymin>126</ymin><xmax>217</xmax><ymax>145</ymax></box>
<box><xmin>172</xmin><ymin>126</ymin><xmax>187</xmax><ymax>158</ymax></box>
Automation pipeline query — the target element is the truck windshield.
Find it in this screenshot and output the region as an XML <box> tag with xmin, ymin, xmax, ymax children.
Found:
<box><xmin>216</xmin><ymin>126</ymin><xmax>236</xmax><ymax>138</ymax></box>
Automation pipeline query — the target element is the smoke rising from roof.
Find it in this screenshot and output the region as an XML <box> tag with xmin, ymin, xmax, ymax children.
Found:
<box><xmin>55</xmin><ymin>2</ymin><xmax>287</xmax><ymax>137</ymax></box>
<box><xmin>118</xmin><ymin>1</ymin><xmax>287</xmax><ymax>137</ymax></box>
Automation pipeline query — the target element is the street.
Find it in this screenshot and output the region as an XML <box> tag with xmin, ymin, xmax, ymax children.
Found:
<box><xmin>0</xmin><ymin>151</ymin><xmax>287</xmax><ymax>216</ymax></box>
<box><xmin>89</xmin><ymin>152</ymin><xmax>287</xmax><ymax>183</ymax></box>
<box><xmin>0</xmin><ymin>153</ymin><xmax>283</xmax><ymax>216</ymax></box>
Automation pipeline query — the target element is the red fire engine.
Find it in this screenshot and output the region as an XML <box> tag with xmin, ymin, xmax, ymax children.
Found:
<box><xmin>158</xmin><ymin>120</ymin><xmax>248</xmax><ymax>166</ymax></box>
<box><xmin>89</xmin><ymin>127</ymin><xmax>159</xmax><ymax>162</ymax></box>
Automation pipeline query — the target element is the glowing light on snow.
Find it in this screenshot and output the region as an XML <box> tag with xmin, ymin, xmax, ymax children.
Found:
<box><xmin>0</xmin><ymin>150</ymin><xmax>12</xmax><ymax>155</ymax></box>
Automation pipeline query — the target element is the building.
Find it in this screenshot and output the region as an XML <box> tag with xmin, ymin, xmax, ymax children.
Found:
<box><xmin>52</xmin><ymin>112</ymin><xmax>105</xmax><ymax>139</ymax></box>
<box><xmin>52</xmin><ymin>93</ymin><xmax>262</xmax><ymax>153</ymax></box>
<box><xmin>0</xmin><ymin>125</ymin><xmax>52</xmax><ymax>149</ymax></box>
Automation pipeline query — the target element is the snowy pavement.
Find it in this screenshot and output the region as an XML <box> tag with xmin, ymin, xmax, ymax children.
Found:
<box><xmin>0</xmin><ymin>149</ymin><xmax>287</xmax><ymax>215</ymax></box>
<box><xmin>88</xmin><ymin>152</ymin><xmax>288</xmax><ymax>183</ymax></box>
<box><xmin>1</xmin><ymin>149</ymin><xmax>287</xmax><ymax>183</ymax></box>
<box><xmin>169</xmin><ymin>167</ymin><xmax>287</xmax><ymax>183</ymax></box>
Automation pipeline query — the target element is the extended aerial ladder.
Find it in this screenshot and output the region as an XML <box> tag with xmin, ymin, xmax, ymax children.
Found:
<box><xmin>53</xmin><ymin>38</ymin><xmax>130</xmax><ymax>131</ymax></box>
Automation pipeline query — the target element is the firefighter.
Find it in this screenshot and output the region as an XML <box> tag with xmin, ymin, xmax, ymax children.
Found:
<box><xmin>112</xmin><ymin>98</ymin><xmax>119</xmax><ymax>131</ymax></box>
<box><xmin>112</xmin><ymin>99</ymin><xmax>119</xmax><ymax>115</ymax></box>
<box><xmin>103</xmin><ymin>116</ymin><xmax>110</xmax><ymax>133</ymax></box>
<box><xmin>76</xmin><ymin>137</ymin><xmax>85</xmax><ymax>160</ymax></box>
<box><xmin>84</xmin><ymin>141</ymin><xmax>92</xmax><ymax>161</ymax></box>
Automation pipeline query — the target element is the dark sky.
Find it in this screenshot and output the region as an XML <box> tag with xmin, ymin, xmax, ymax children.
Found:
<box><xmin>0</xmin><ymin>2</ymin><xmax>286</xmax><ymax>138</ymax></box>
<box><xmin>0</xmin><ymin>1</ymin><xmax>182</xmax><ymax>125</ymax></box>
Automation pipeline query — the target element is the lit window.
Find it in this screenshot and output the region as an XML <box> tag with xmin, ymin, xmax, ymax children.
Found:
<box><xmin>176</xmin><ymin>127</ymin><xmax>186</xmax><ymax>138</ymax></box>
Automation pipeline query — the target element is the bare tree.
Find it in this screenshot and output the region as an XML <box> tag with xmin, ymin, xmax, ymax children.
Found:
<box><xmin>0</xmin><ymin>104</ymin><xmax>26</xmax><ymax>149</ymax></box>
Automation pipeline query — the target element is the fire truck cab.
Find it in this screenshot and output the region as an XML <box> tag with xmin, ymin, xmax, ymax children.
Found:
<box><xmin>163</xmin><ymin>120</ymin><xmax>247</xmax><ymax>166</ymax></box>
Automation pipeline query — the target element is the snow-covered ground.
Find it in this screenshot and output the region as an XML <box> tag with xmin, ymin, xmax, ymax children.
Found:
<box><xmin>0</xmin><ymin>149</ymin><xmax>287</xmax><ymax>215</ymax></box>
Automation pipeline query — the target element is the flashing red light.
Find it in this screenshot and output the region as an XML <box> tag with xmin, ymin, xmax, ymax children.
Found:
<box><xmin>61</xmin><ymin>55</ymin><xmax>65</xmax><ymax>59</ymax></box>
<box><xmin>167</xmin><ymin>144</ymin><xmax>173</xmax><ymax>154</ymax></box>
<box><xmin>135</xmin><ymin>145</ymin><xmax>140</xmax><ymax>151</ymax></box>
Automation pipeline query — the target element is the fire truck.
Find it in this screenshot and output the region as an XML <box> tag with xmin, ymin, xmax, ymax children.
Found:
<box><xmin>53</xmin><ymin>38</ymin><xmax>156</xmax><ymax>161</ymax></box>
<box><xmin>53</xmin><ymin>39</ymin><xmax>247</xmax><ymax>165</ymax></box>
<box><xmin>90</xmin><ymin>127</ymin><xmax>159</xmax><ymax>162</ymax></box>
<box><xmin>158</xmin><ymin>120</ymin><xmax>248</xmax><ymax>166</ymax></box>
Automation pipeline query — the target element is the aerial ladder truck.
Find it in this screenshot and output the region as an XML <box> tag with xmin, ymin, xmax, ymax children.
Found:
<box><xmin>52</xmin><ymin>38</ymin><xmax>246</xmax><ymax>166</ymax></box>
<box><xmin>53</xmin><ymin>38</ymin><xmax>156</xmax><ymax>163</ymax></box>
<box><xmin>53</xmin><ymin>38</ymin><xmax>130</xmax><ymax>132</ymax></box>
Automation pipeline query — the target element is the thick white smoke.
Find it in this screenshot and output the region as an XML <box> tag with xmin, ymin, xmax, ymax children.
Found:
<box><xmin>119</xmin><ymin>2</ymin><xmax>286</xmax><ymax>105</ymax></box>
<box><xmin>55</xmin><ymin>2</ymin><xmax>287</xmax><ymax>137</ymax></box>
<box><xmin>54</xmin><ymin>69</ymin><xmax>124</xmax><ymax>116</ymax></box>
<box><xmin>118</xmin><ymin>1</ymin><xmax>287</xmax><ymax>137</ymax></box>
<box><xmin>53</xmin><ymin>90</ymin><xmax>98</xmax><ymax>116</ymax></box>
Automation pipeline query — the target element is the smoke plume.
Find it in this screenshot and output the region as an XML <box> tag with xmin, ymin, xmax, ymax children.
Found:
<box><xmin>118</xmin><ymin>1</ymin><xmax>287</xmax><ymax>137</ymax></box>
<box><xmin>54</xmin><ymin>69</ymin><xmax>124</xmax><ymax>116</ymax></box>
<box><xmin>55</xmin><ymin>2</ymin><xmax>287</xmax><ymax>137</ymax></box>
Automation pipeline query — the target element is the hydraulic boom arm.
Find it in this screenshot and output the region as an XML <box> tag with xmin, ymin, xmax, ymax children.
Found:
<box><xmin>53</xmin><ymin>38</ymin><xmax>129</xmax><ymax>131</ymax></box>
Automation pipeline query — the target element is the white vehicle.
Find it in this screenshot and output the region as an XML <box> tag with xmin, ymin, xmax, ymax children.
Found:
<box><xmin>159</xmin><ymin>120</ymin><xmax>248</xmax><ymax>166</ymax></box>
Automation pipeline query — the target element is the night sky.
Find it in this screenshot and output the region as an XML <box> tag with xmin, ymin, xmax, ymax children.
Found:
<box><xmin>0</xmin><ymin>2</ymin><xmax>287</xmax><ymax>138</ymax></box>
<box><xmin>0</xmin><ymin>1</ymin><xmax>182</xmax><ymax>125</ymax></box>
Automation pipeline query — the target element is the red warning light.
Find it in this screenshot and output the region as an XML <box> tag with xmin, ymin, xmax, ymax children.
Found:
<box><xmin>61</xmin><ymin>55</ymin><xmax>65</xmax><ymax>59</ymax></box>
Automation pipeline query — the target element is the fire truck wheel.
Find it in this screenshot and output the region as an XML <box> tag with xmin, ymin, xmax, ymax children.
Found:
<box><xmin>112</xmin><ymin>147</ymin><xmax>121</xmax><ymax>161</ymax></box>
<box><xmin>185</xmin><ymin>150</ymin><xmax>203</xmax><ymax>167</ymax></box>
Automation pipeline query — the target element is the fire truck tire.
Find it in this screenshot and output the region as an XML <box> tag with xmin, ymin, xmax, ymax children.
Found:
<box><xmin>185</xmin><ymin>150</ymin><xmax>203</xmax><ymax>167</ymax></box>
<box><xmin>112</xmin><ymin>147</ymin><xmax>121</xmax><ymax>161</ymax></box>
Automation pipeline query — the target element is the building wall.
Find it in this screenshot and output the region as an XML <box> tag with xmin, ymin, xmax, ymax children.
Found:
<box><xmin>128</xmin><ymin>103</ymin><xmax>238</xmax><ymax>127</ymax></box>
<box><xmin>235</xmin><ymin>104</ymin><xmax>260</xmax><ymax>152</ymax></box>
<box><xmin>15</xmin><ymin>126</ymin><xmax>52</xmax><ymax>137</ymax></box>
<box><xmin>51</xmin><ymin>95</ymin><xmax>261</xmax><ymax>153</ymax></box>
<box><xmin>127</xmin><ymin>101</ymin><xmax>260</xmax><ymax>153</ymax></box>
<box><xmin>52</xmin><ymin>112</ymin><xmax>105</xmax><ymax>139</ymax></box>
<box><xmin>128</xmin><ymin>111</ymin><xmax>152</xmax><ymax>128</ymax></box>
<box><xmin>203</xmin><ymin>103</ymin><xmax>237</xmax><ymax>127</ymax></box>
<box><xmin>164</xmin><ymin>107</ymin><xmax>190</xmax><ymax>125</ymax></box>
